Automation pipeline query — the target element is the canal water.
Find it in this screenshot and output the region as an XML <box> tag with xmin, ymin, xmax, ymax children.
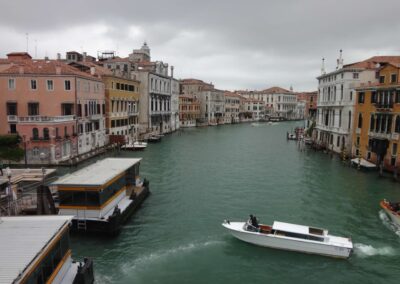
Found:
<box><xmin>66</xmin><ymin>122</ymin><xmax>400</xmax><ymax>283</ymax></box>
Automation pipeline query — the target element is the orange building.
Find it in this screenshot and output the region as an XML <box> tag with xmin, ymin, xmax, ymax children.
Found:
<box><xmin>179</xmin><ymin>95</ymin><xmax>200</xmax><ymax>127</ymax></box>
<box><xmin>352</xmin><ymin>63</ymin><xmax>400</xmax><ymax>171</ymax></box>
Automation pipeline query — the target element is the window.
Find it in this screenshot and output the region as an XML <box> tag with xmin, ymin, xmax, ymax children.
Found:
<box><xmin>32</xmin><ymin>128</ymin><xmax>39</xmax><ymax>140</ymax></box>
<box><xmin>393</xmin><ymin>143</ymin><xmax>398</xmax><ymax>156</ymax></box>
<box><xmin>358</xmin><ymin>113</ymin><xmax>363</xmax><ymax>128</ymax></box>
<box><xmin>370</xmin><ymin>115</ymin><xmax>375</xmax><ymax>131</ymax></box>
<box><xmin>395</xmin><ymin>116</ymin><xmax>400</xmax><ymax>133</ymax></box>
<box><xmin>350</xmin><ymin>91</ymin><xmax>353</xmax><ymax>101</ymax></box>
<box><xmin>43</xmin><ymin>128</ymin><xmax>49</xmax><ymax>140</ymax></box>
<box><xmin>379</xmin><ymin>76</ymin><xmax>385</xmax><ymax>84</ymax></box>
<box><xmin>6</xmin><ymin>102</ymin><xmax>17</xmax><ymax>115</ymax></box>
<box><xmin>371</xmin><ymin>91</ymin><xmax>377</xmax><ymax>103</ymax></box>
<box><xmin>65</xmin><ymin>80</ymin><xmax>71</xmax><ymax>90</ymax></box>
<box><xmin>8</xmin><ymin>78</ymin><xmax>15</xmax><ymax>89</ymax></box>
<box><xmin>61</xmin><ymin>103</ymin><xmax>74</xmax><ymax>115</ymax></box>
<box><xmin>391</xmin><ymin>74</ymin><xmax>397</xmax><ymax>83</ymax></box>
<box><xmin>353</xmin><ymin>73</ymin><xmax>359</xmax><ymax>79</ymax></box>
<box><xmin>47</xmin><ymin>80</ymin><xmax>54</xmax><ymax>91</ymax></box>
<box><xmin>31</xmin><ymin>79</ymin><xmax>37</xmax><ymax>90</ymax></box>
<box><xmin>28</xmin><ymin>103</ymin><xmax>39</xmax><ymax>116</ymax></box>
<box><xmin>358</xmin><ymin>92</ymin><xmax>365</xmax><ymax>103</ymax></box>
<box><xmin>348</xmin><ymin>111</ymin><xmax>352</xmax><ymax>129</ymax></box>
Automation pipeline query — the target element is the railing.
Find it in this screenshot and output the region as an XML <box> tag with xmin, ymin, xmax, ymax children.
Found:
<box><xmin>7</xmin><ymin>115</ymin><xmax>18</xmax><ymax>122</ymax></box>
<box><xmin>128</xmin><ymin>111</ymin><xmax>139</xmax><ymax>116</ymax></box>
<box><xmin>368</xmin><ymin>131</ymin><xmax>391</xmax><ymax>140</ymax></box>
<box><xmin>89</xmin><ymin>114</ymin><xmax>102</xmax><ymax>120</ymax></box>
<box><xmin>18</xmin><ymin>115</ymin><xmax>75</xmax><ymax>123</ymax></box>
<box><xmin>375</xmin><ymin>103</ymin><xmax>393</xmax><ymax>110</ymax></box>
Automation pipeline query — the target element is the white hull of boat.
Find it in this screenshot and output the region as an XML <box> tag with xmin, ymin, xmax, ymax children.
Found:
<box><xmin>223</xmin><ymin>222</ymin><xmax>352</xmax><ymax>259</ymax></box>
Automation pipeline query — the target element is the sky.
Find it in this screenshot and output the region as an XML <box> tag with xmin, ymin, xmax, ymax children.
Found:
<box><xmin>1</xmin><ymin>0</ymin><xmax>400</xmax><ymax>91</ymax></box>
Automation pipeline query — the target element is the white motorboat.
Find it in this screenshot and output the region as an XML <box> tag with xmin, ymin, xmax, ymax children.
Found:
<box><xmin>133</xmin><ymin>141</ymin><xmax>147</xmax><ymax>150</ymax></box>
<box><xmin>351</xmin><ymin>158</ymin><xmax>377</xmax><ymax>170</ymax></box>
<box><xmin>380</xmin><ymin>199</ymin><xmax>400</xmax><ymax>227</ymax></box>
<box><xmin>121</xmin><ymin>141</ymin><xmax>148</xmax><ymax>151</ymax></box>
<box><xmin>222</xmin><ymin>219</ymin><xmax>353</xmax><ymax>259</ymax></box>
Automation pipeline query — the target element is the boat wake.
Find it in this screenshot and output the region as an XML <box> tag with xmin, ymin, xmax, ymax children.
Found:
<box><xmin>123</xmin><ymin>239</ymin><xmax>223</xmax><ymax>272</ymax></box>
<box><xmin>354</xmin><ymin>243</ymin><xmax>396</xmax><ymax>258</ymax></box>
<box><xmin>379</xmin><ymin>210</ymin><xmax>400</xmax><ymax>237</ymax></box>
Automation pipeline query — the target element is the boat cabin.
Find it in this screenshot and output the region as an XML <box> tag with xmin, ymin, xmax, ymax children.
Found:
<box><xmin>249</xmin><ymin>221</ymin><xmax>327</xmax><ymax>242</ymax></box>
<box><xmin>52</xmin><ymin>158</ymin><xmax>147</xmax><ymax>234</ymax></box>
<box><xmin>0</xmin><ymin>216</ymin><xmax>93</xmax><ymax>284</ymax></box>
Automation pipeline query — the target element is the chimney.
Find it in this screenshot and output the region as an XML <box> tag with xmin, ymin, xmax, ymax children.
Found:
<box><xmin>57</xmin><ymin>53</ymin><xmax>61</xmax><ymax>60</ymax></box>
<box><xmin>337</xmin><ymin>49</ymin><xmax>343</xmax><ymax>69</ymax></box>
<box><xmin>171</xmin><ymin>66</ymin><xmax>174</xmax><ymax>78</ymax></box>
<box><xmin>90</xmin><ymin>66</ymin><xmax>95</xmax><ymax>75</ymax></box>
<box><xmin>18</xmin><ymin>66</ymin><xmax>24</xmax><ymax>74</ymax></box>
<box><xmin>56</xmin><ymin>66</ymin><xmax>62</xmax><ymax>75</ymax></box>
<box><xmin>321</xmin><ymin>58</ymin><xmax>326</xmax><ymax>75</ymax></box>
<box><xmin>83</xmin><ymin>52</ymin><xmax>87</xmax><ymax>62</ymax></box>
<box><xmin>44</xmin><ymin>56</ymin><xmax>49</xmax><ymax>61</ymax></box>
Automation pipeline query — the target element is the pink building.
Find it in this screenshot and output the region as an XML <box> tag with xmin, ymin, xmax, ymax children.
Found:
<box><xmin>0</xmin><ymin>52</ymin><xmax>106</xmax><ymax>164</ymax></box>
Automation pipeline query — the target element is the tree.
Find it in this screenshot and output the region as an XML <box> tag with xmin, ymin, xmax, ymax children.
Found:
<box><xmin>0</xmin><ymin>135</ymin><xmax>24</xmax><ymax>162</ymax></box>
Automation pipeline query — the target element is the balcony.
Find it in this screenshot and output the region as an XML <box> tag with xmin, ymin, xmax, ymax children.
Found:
<box><xmin>89</xmin><ymin>114</ymin><xmax>103</xmax><ymax>120</ymax></box>
<box><xmin>18</xmin><ymin>115</ymin><xmax>76</xmax><ymax>123</ymax></box>
<box><xmin>128</xmin><ymin>110</ymin><xmax>139</xmax><ymax>116</ymax></box>
<box><xmin>315</xmin><ymin>124</ymin><xmax>349</xmax><ymax>135</ymax></box>
<box><xmin>368</xmin><ymin>131</ymin><xmax>391</xmax><ymax>140</ymax></box>
<box><xmin>7</xmin><ymin>115</ymin><xmax>18</xmax><ymax>122</ymax></box>
<box><xmin>375</xmin><ymin>103</ymin><xmax>393</xmax><ymax>111</ymax></box>
<box><xmin>317</xmin><ymin>101</ymin><xmax>345</xmax><ymax>107</ymax></box>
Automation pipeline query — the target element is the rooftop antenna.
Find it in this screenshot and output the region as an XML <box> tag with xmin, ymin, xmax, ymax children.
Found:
<box><xmin>26</xmin><ymin>33</ymin><xmax>29</xmax><ymax>53</ymax></box>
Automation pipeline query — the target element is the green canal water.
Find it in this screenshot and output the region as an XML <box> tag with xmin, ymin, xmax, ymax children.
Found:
<box><xmin>67</xmin><ymin>122</ymin><xmax>400</xmax><ymax>283</ymax></box>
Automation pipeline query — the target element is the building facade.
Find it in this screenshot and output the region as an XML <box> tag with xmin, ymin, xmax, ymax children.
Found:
<box><xmin>199</xmin><ymin>88</ymin><xmax>225</xmax><ymax>125</ymax></box>
<box><xmin>352</xmin><ymin>63</ymin><xmax>400</xmax><ymax>171</ymax></box>
<box><xmin>224</xmin><ymin>92</ymin><xmax>241</xmax><ymax>123</ymax></box>
<box><xmin>0</xmin><ymin>52</ymin><xmax>106</xmax><ymax>165</ymax></box>
<box><xmin>179</xmin><ymin>95</ymin><xmax>201</xmax><ymax>127</ymax></box>
<box><xmin>314</xmin><ymin>54</ymin><xmax>400</xmax><ymax>154</ymax></box>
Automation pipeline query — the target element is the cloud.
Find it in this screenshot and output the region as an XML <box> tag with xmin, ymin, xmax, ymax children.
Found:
<box><xmin>1</xmin><ymin>0</ymin><xmax>400</xmax><ymax>91</ymax></box>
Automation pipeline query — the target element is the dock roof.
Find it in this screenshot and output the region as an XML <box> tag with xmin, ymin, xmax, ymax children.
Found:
<box><xmin>52</xmin><ymin>158</ymin><xmax>142</xmax><ymax>186</ymax></box>
<box><xmin>0</xmin><ymin>215</ymin><xmax>73</xmax><ymax>284</ymax></box>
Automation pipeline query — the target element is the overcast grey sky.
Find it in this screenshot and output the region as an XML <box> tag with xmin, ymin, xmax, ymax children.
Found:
<box><xmin>1</xmin><ymin>0</ymin><xmax>400</xmax><ymax>91</ymax></box>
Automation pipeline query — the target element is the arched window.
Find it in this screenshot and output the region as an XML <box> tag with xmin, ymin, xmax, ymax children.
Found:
<box><xmin>43</xmin><ymin>128</ymin><xmax>49</xmax><ymax>140</ymax></box>
<box><xmin>395</xmin><ymin>116</ymin><xmax>400</xmax><ymax>133</ymax></box>
<box><xmin>358</xmin><ymin>113</ymin><xmax>363</xmax><ymax>128</ymax></box>
<box><xmin>32</xmin><ymin>128</ymin><xmax>39</xmax><ymax>140</ymax></box>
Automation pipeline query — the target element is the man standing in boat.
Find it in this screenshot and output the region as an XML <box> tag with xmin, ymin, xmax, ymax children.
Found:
<box><xmin>249</xmin><ymin>214</ymin><xmax>259</xmax><ymax>228</ymax></box>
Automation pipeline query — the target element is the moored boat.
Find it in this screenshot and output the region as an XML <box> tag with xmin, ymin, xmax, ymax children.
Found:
<box><xmin>351</xmin><ymin>158</ymin><xmax>377</xmax><ymax>171</ymax></box>
<box><xmin>52</xmin><ymin>158</ymin><xmax>150</xmax><ymax>236</ymax></box>
<box><xmin>380</xmin><ymin>199</ymin><xmax>400</xmax><ymax>227</ymax></box>
<box><xmin>222</xmin><ymin>218</ymin><xmax>353</xmax><ymax>258</ymax></box>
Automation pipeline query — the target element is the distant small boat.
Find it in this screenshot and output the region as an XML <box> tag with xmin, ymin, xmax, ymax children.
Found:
<box><xmin>350</xmin><ymin>158</ymin><xmax>377</xmax><ymax>170</ymax></box>
<box><xmin>287</xmin><ymin>133</ymin><xmax>297</xmax><ymax>140</ymax></box>
<box><xmin>222</xmin><ymin>218</ymin><xmax>353</xmax><ymax>259</ymax></box>
<box><xmin>121</xmin><ymin>141</ymin><xmax>148</xmax><ymax>151</ymax></box>
<box><xmin>148</xmin><ymin>135</ymin><xmax>162</xmax><ymax>143</ymax></box>
<box><xmin>304</xmin><ymin>137</ymin><xmax>313</xmax><ymax>145</ymax></box>
<box><xmin>380</xmin><ymin>199</ymin><xmax>400</xmax><ymax>227</ymax></box>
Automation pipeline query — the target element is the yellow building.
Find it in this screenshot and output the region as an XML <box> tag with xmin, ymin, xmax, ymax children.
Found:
<box><xmin>353</xmin><ymin>63</ymin><xmax>400</xmax><ymax>171</ymax></box>
<box><xmin>104</xmin><ymin>75</ymin><xmax>140</xmax><ymax>141</ymax></box>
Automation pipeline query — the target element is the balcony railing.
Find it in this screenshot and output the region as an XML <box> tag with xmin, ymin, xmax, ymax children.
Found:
<box><xmin>18</xmin><ymin>115</ymin><xmax>75</xmax><ymax>123</ymax></box>
<box><xmin>7</xmin><ymin>115</ymin><xmax>18</xmax><ymax>122</ymax></box>
<box><xmin>128</xmin><ymin>110</ymin><xmax>139</xmax><ymax>116</ymax></box>
<box><xmin>368</xmin><ymin>131</ymin><xmax>391</xmax><ymax>140</ymax></box>
<box><xmin>375</xmin><ymin>103</ymin><xmax>393</xmax><ymax>110</ymax></box>
<box><xmin>89</xmin><ymin>114</ymin><xmax>103</xmax><ymax>120</ymax></box>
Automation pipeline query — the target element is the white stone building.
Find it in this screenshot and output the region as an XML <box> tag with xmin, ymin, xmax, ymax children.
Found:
<box><xmin>199</xmin><ymin>88</ymin><xmax>225</xmax><ymax>125</ymax></box>
<box><xmin>314</xmin><ymin>52</ymin><xmax>394</xmax><ymax>153</ymax></box>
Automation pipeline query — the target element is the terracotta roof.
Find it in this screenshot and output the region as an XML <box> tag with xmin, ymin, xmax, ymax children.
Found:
<box><xmin>0</xmin><ymin>59</ymin><xmax>102</xmax><ymax>81</ymax></box>
<box><xmin>68</xmin><ymin>61</ymin><xmax>113</xmax><ymax>76</ymax></box>
<box><xmin>261</xmin><ymin>86</ymin><xmax>292</xmax><ymax>94</ymax></box>
<box><xmin>344</xmin><ymin>56</ymin><xmax>400</xmax><ymax>70</ymax></box>
<box><xmin>102</xmin><ymin>57</ymin><xmax>130</xmax><ymax>63</ymax></box>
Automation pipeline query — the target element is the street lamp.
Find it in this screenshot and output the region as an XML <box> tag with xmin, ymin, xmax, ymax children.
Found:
<box><xmin>6</xmin><ymin>167</ymin><xmax>12</xmax><ymax>216</ymax></box>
